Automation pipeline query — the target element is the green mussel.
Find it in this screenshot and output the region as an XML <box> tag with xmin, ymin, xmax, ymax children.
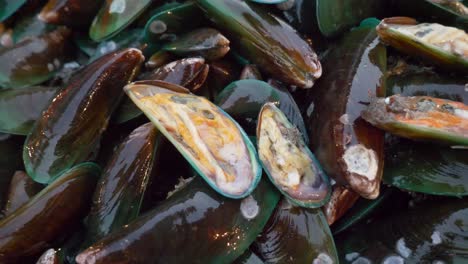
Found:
<box><xmin>82</xmin><ymin>122</ymin><xmax>160</xmax><ymax>246</ymax></box>
<box><xmin>257</xmin><ymin>103</ymin><xmax>330</xmax><ymax>208</ymax></box>
<box><xmin>163</xmin><ymin>28</ymin><xmax>230</xmax><ymax>61</ymax></box>
<box><xmin>23</xmin><ymin>48</ymin><xmax>144</xmax><ymax>184</ymax></box>
<box><xmin>253</xmin><ymin>199</ymin><xmax>338</xmax><ymax>263</ymax></box>
<box><xmin>362</xmin><ymin>95</ymin><xmax>468</xmax><ymax>146</ymax></box>
<box><xmin>76</xmin><ymin>177</ymin><xmax>280</xmax><ymax>264</ymax></box>
<box><xmin>3</xmin><ymin>171</ymin><xmax>42</xmax><ymax>216</ymax></box>
<box><xmin>125</xmin><ymin>80</ymin><xmax>261</xmax><ymax>198</ymax></box>
<box><xmin>323</xmin><ymin>186</ymin><xmax>360</xmax><ymax>225</ymax></box>
<box><xmin>337</xmin><ymin>196</ymin><xmax>468</xmax><ymax>263</ymax></box>
<box><xmin>0</xmin><ymin>86</ymin><xmax>58</xmax><ymax>135</ymax></box>
<box><xmin>303</xmin><ymin>25</ymin><xmax>386</xmax><ymax>199</ymax></box>
<box><xmin>0</xmin><ymin>163</ymin><xmax>100</xmax><ymax>262</ymax></box>
<box><xmin>197</xmin><ymin>0</ymin><xmax>322</xmax><ymax>88</ymax></box>
<box><xmin>90</xmin><ymin>0</ymin><xmax>152</xmax><ymax>41</ymax></box>
<box><xmin>376</xmin><ymin>17</ymin><xmax>468</xmax><ymax>70</ymax></box>
<box><xmin>39</xmin><ymin>0</ymin><xmax>103</xmax><ymax>28</ymax></box>
<box><xmin>114</xmin><ymin>57</ymin><xmax>209</xmax><ymax>124</ymax></box>
<box><xmin>0</xmin><ymin>27</ymin><xmax>74</xmax><ymax>89</ymax></box>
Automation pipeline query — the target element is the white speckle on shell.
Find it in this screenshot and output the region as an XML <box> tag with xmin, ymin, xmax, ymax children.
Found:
<box><xmin>312</xmin><ymin>252</ymin><xmax>334</xmax><ymax>264</ymax></box>
<box><xmin>396</xmin><ymin>238</ymin><xmax>412</xmax><ymax>258</ymax></box>
<box><xmin>383</xmin><ymin>255</ymin><xmax>405</xmax><ymax>264</ymax></box>
<box><xmin>431</xmin><ymin>231</ymin><xmax>442</xmax><ymax>245</ymax></box>
<box><xmin>109</xmin><ymin>0</ymin><xmax>126</xmax><ymax>14</ymax></box>
<box><xmin>240</xmin><ymin>195</ymin><xmax>259</xmax><ymax>220</ymax></box>
<box><xmin>351</xmin><ymin>257</ymin><xmax>372</xmax><ymax>264</ymax></box>
<box><xmin>345</xmin><ymin>252</ymin><xmax>360</xmax><ymax>262</ymax></box>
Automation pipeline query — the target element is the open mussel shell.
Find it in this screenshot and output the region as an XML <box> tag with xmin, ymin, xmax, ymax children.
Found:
<box><xmin>362</xmin><ymin>95</ymin><xmax>468</xmax><ymax>146</ymax></box>
<box><xmin>76</xmin><ymin>177</ymin><xmax>280</xmax><ymax>264</ymax></box>
<box><xmin>253</xmin><ymin>199</ymin><xmax>338</xmax><ymax>263</ymax></box>
<box><xmin>114</xmin><ymin>57</ymin><xmax>209</xmax><ymax>124</ymax></box>
<box><xmin>124</xmin><ymin>80</ymin><xmax>262</xmax><ymax>199</ymax></box>
<box><xmin>382</xmin><ymin>68</ymin><xmax>468</xmax><ymax>196</ymax></box>
<box><xmin>0</xmin><ymin>163</ymin><xmax>100</xmax><ymax>262</ymax></box>
<box><xmin>0</xmin><ymin>86</ymin><xmax>58</xmax><ymax>135</ymax></box>
<box><xmin>0</xmin><ymin>27</ymin><xmax>74</xmax><ymax>89</ymax></box>
<box><xmin>90</xmin><ymin>0</ymin><xmax>152</xmax><ymax>41</ymax></box>
<box><xmin>376</xmin><ymin>17</ymin><xmax>468</xmax><ymax>70</ymax></box>
<box><xmin>82</xmin><ymin>122</ymin><xmax>160</xmax><ymax>247</ymax></box>
<box><xmin>23</xmin><ymin>48</ymin><xmax>144</xmax><ymax>184</ymax></box>
<box><xmin>257</xmin><ymin>103</ymin><xmax>330</xmax><ymax>208</ymax></box>
<box><xmin>336</xmin><ymin>196</ymin><xmax>468</xmax><ymax>262</ymax></box>
<box><xmin>198</xmin><ymin>0</ymin><xmax>322</xmax><ymax>88</ymax></box>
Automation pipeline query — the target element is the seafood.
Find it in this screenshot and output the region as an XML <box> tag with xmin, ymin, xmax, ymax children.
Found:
<box><xmin>82</xmin><ymin>123</ymin><xmax>160</xmax><ymax>247</ymax></box>
<box><xmin>0</xmin><ymin>163</ymin><xmax>100</xmax><ymax>262</ymax></box>
<box><xmin>198</xmin><ymin>0</ymin><xmax>322</xmax><ymax>88</ymax></box>
<box><xmin>76</xmin><ymin>178</ymin><xmax>280</xmax><ymax>264</ymax></box>
<box><xmin>304</xmin><ymin>24</ymin><xmax>386</xmax><ymax>199</ymax></box>
<box><xmin>0</xmin><ymin>1</ymin><xmax>465</xmax><ymax>263</ymax></box>
<box><xmin>257</xmin><ymin>103</ymin><xmax>330</xmax><ymax>207</ymax></box>
<box><xmin>362</xmin><ymin>95</ymin><xmax>468</xmax><ymax>145</ymax></box>
<box><xmin>23</xmin><ymin>48</ymin><xmax>144</xmax><ymax>183</ymax></box>
<box><xmin>125</xmin><ymin>80</ymin><xmax>261</xmax><ymax>198</ymax></box>
<box><xmin>0</xmin><ymin>27</ymin><xmax>73</xmax><ymax>89</ymax></box>
<box><xmin>376</xmin><ymin>17</ymin><xmax>468</xmax><ymax>69</ymax></box>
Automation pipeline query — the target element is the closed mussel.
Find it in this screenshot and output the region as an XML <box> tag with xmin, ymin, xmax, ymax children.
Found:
<box><xmin>253</xmin><ymin>199</ymin><xmax>338</xmax><ymax>263</ymax></box>
<box><xmin>0</xmin><ymin>163</ymin><xmax>100</xmax><ymax>262</ymax></box>
<box><xmin>76</xmin><ymin>178</ymin><xmax>280</xmax><ymax>264</ymax></box>
<box><xmin>23</xmin><ymin>48</ymin><xmax>144</xmax><ymax>184</ymax></box>
<box><xmin>197</xmin><ymin>0</ymin><xmax>322</xmax><ymax>88</ymax></box>
<box><xmin>0</xmin><ymin>27</ymin><xmax>74</xmax><ymax>89</ymax></box>
<box><xmin>82</xmin><ymin>122</ymin><xmax>160</xmax><ymax>247</ymax></box>
<box><xmin>304</xmin><ymin>24</ymin><xmax>386</xmax><ymax>199</ymax></box>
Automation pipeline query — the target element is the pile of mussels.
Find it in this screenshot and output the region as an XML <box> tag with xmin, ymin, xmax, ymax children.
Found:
<box><xmin>0</xmin><ymin>0</ymin><xmax>467</xmax><ymax>263</ymax></box>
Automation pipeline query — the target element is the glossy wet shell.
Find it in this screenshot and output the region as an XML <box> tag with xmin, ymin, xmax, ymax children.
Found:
<box><xmin>23</xmin><ymin>48</ymin><xmax>144</xmax><ymax>183</ymax></box>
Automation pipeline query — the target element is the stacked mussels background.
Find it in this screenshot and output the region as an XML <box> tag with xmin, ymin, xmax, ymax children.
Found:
<box><xmin>0</xmin><ymin>0</ymin><xmax>466</xmax><ymax>263</ymax></box>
